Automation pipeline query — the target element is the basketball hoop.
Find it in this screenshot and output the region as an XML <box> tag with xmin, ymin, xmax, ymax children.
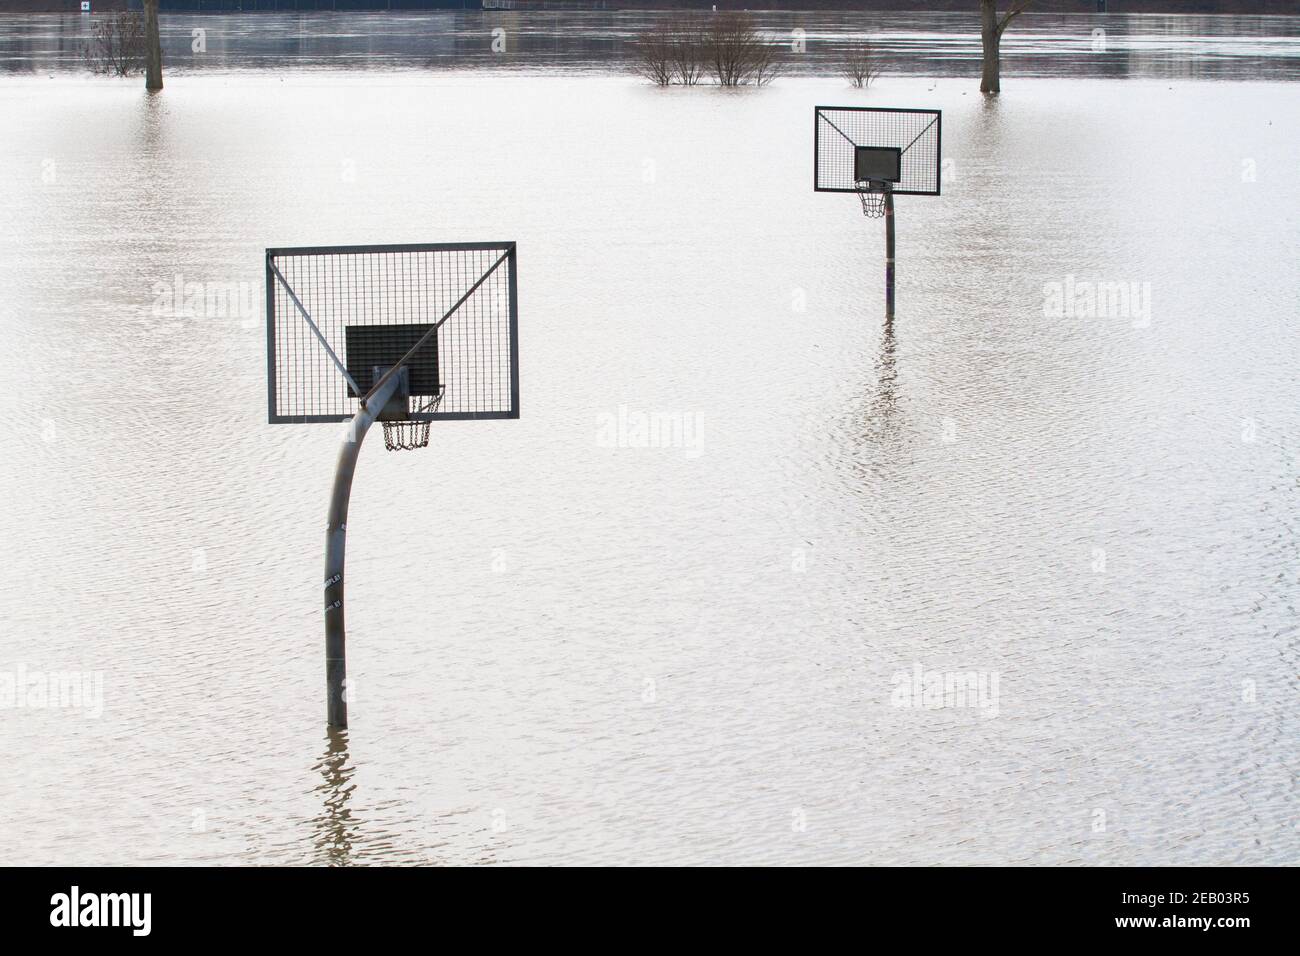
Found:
<box><xmin>855</xmin><ymin>179</ymin><xmax>889</xmax><ymax>218</ymax></box>
<box><xmin>381</xmin><ymin>391</ymin><xmax>443</xmax><ymax>451</ymax></box>
<box><xmin>266</xmin><ymin>241</ymin><xmax>519</xmax><ymax>729</ymax></box>
<box><xmin>816</xmin><ymin>108</ymin><xmax>942</xmax><ymax>320</ymax></box>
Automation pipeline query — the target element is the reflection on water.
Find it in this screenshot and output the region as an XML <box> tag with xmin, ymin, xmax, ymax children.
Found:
<box><xmin>866</xmin><ymin>318</ymin><xmax>902</xmax><ymax>457</ymax></box>
<box><xmin>312</xmin><ymin>729</ymin><xmax>360</xmax><ymax>866</ymax></box>
<box><xmin>2</xmin><ymin>11</ymin><xmax>1299</xmax><ymax>80</ymax></box>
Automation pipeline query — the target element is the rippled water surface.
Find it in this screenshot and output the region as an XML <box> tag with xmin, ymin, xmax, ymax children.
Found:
<box><xmin>1</xmin><ymin>15</ymin><xmax>1298</xmax><ymax>865</ymax></box>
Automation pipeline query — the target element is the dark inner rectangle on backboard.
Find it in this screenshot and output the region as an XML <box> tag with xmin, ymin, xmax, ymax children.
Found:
<box><xmin>855</xmin><ymin>146</ymin><xmax>902</xmax><ymax>184</ymax></box>
<box><xmin>345</xmin><ymin>323</ymin><xmax>441</xmax><ymax>398</ymax></box>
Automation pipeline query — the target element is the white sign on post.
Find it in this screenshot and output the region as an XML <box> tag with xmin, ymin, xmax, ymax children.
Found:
<box><xmin>81</xmin><ymin>2</ymin><xmax>91</xmax><ymax>12</ymax></box>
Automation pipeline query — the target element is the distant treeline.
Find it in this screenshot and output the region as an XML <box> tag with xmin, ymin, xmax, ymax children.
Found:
<box><xmin>10</xmin><ymin>0</ymin><xmax>1299</xmax><ymax>14</ymax></box>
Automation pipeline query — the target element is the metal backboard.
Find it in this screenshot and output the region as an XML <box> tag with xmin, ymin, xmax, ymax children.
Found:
<box><xmin>815</xmin><ymin>107</ymin><xmax>942</xmax><ymax>196</ymax></box>
<box><xmin>855</xmin><ymin>146</ymin><xmax>902</xmax><ymax>184</ymax></box>
<box><xmin>344</xmin><ymin>324</ymin><xmax>440</xmax><ymax>399</ymax></box>
<box><xmin>266</xmin><ymin>242</ymin><xmax>519</xmax><ymax>424</ymax></box>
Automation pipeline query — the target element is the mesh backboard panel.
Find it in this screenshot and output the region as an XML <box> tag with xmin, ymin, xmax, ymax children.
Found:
<box><xmin>815</xmin><ymin>107</ymin><xmax>942</xmax><ymax>196</ymax></box>
<box><xmin>266</xmin><ymin>243</ymin><xmax>518</xmax><ymax>423</ymax></box>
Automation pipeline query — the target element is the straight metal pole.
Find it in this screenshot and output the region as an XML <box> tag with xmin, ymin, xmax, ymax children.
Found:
<box><xmin>324</xmin><ymin>374</ymin><xmax>403</xmax><ymax>729</ymax></box>
<box><xmin>884</xmin><ymin>187</ymin><xmax>896</xmax><ymax>320</ymax></box>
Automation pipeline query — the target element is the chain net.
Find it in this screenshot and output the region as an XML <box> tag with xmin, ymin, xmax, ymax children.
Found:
<box><xmin>381</xmin><ymin>392</ymin><xmax>443</xmax><ymax>452</ymax></box>
<box><xmin>855</xmin><ymin>180</ymin><xmax>888</xmax><ymax>218</ymax></box>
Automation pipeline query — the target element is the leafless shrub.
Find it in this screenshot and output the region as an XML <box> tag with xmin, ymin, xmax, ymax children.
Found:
<box><xmin>634</xmin><ymin>14</ymin><xmax>781</xmax><ymax>88</ymax></box>
<box><xmin>706</xmin><ymin>13</ymin><xmax>782</xmax><ymax>88</ymax></box>
<box><xmin>634</xmin><ymin>21</ymin><xmax>709</xmax><ymax>87</ymax></box>
<box><xmin>83</xmin><ymin>11</ymin><xmax>146</xmax><ymax>77</ymax></box>
<box><xmin>633</xmin><ymin>23</ymin><xmax>675</xmax><ymax>87</ymax></box>
<box><xmin>841</xmin><ymin>39</ymin><xmax>883</xmax><ymax>89</ymax></box>
<box><xmin>670</xmin><ymin>22</ymin><xmax>707</xmax><ymax>86</ymax></box>
<box><xmin>750</xmin><ymin>37</ymin><xmax>782</xmax><ymax>88</ymax></box>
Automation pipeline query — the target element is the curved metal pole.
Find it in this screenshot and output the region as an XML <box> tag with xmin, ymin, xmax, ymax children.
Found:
<box><xmin>324</xmin><ymin>374</ymin><xmax>402</xmax><ymax>728</ymax></box>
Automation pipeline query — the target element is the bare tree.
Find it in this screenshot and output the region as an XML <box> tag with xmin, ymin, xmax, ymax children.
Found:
<box><xmin>83</xmin><ymin>11</ymin><xmax>145</xmax><ymax>77</ymax></box>
<box><xmin>144</xmin><ymin>0</ymin><xmax>163</xmax><ymax>91</ymax></box>
<box><xmin>670</xmin><ymin>21</ymin><xmax>707</xmax><ymax>87</ymax></box>
<box><xmin>840</xmin><ymin>39</ymin><xmax>883</xmax><ymax>89</ymax></box>
<box><xmin>980</xmin><ymin>0</ymin><xmax>1033</xmax><ymax>94</ymax></box>
<box><xmin>751</xmin><ymin>34</ymin><xmax>782</xmax><ymax>88</ymax></box>
<box><xmin>707</xmin><ymin>15</ymin><xmax>747</xmax><ymax>87</ymax></box>
<box><xmin>706</xmin><ymin>13</ymin><xmax>781</xmax><ymax>88</ymax></box>
<box><xmin>633</xmin><ymin>23</ymin><xmax>674</xmax><ymax>86</ymax></box>
<box><xmin>632</xmin><ymin>14</ymin><xmax>780</xmax><ymax>88</ymax></box>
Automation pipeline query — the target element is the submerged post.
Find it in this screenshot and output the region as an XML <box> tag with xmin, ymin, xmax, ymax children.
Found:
<box><xmin>323</xmin><ymin>374</ymin><xmax>402</xmax><ymax>729</ymax></box>
<box><xmin>884</xmin><ymin>186</ymin><xmax>896</xmax><ymax>320</ymax></box>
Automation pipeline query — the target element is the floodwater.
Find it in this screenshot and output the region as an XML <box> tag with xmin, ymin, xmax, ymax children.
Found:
<box><xmin>1</xmin><ymin>13</ymin><xmax>1298</xmax><ymax>866</ymax></box>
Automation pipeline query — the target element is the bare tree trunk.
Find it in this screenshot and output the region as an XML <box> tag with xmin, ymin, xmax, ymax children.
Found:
<box><xmin>979</xmin><ymin>0</ymin><xmax>1001</xmax><ymax>94</ymax></box>
<box><xmin>144</xmin><ymin>0</ymin><xmax>163</xmax><ymax>91</ymax></box>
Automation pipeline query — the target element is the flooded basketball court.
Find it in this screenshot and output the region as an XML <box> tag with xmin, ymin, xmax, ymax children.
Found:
<box><xmin>1</xmin><ymin>12</ymin><xmax>1296</xmax><ymax>864</ymax></box>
